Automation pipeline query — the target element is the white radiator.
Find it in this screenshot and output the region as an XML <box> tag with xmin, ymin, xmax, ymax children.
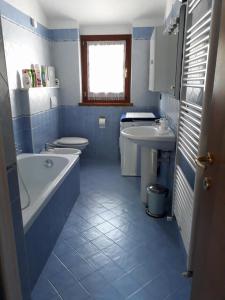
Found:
<box><xmin>173</xmin><ymin>0</ymin><xmax>214</xmax><ymax>271</ymax></box>
<box><xmin>174</xmin><ymin>166</ymin><xmax>194</xmax><ymax>254</ymax></box>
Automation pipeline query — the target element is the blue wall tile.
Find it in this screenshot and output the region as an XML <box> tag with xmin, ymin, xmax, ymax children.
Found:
<box><xmin>13</xmin><ymin>107</ymin><xmax>60</xmax><ymax>154</ymax></box>
<box><xmin>12</xmin><ymin>116</ymin><xmax>33</xmax><ymax>153</ymax></box>
<box><xmin>60</xmin><ymin>105</ymin><xmax>159</xmax><ymax>161</ymax></box>
<box><xmin>0</xmin><ymin>0</ymin><xmax>50</xmax><ymax>40</ymax></box>
<box><xmin>0</xmin><ymin>0</ymin><xmax>78</xmax><ymax>41</ymax></box>
<box><xmin>50</xmin><ymin>29</ymin><xmax>79</xmax><ymax>42</ymax></box>
<box><xmin>31</xmin><ymin>108</ymin><xmax>60</xmax><ymax>153</ymax></box>
<box><xmin>133</xmin><ymin>27</ymin><xmax>154</xmax><ymax>40</ymax></box>
<box><xmin>160</xmin><ymin>93</ymin><xmax>179</xmax><ymax>134</ymax></box>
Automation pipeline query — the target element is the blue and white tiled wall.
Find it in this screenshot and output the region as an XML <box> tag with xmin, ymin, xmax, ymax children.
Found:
<box><xmin>1</xmin><ymin>0</ymin><xmax>180</xmax><ymax>162</ymax></box>
<box><xmin>53</xmin><ymin>25</ymin><xmax>160</xmax><ymax>161</ymax></box>
<box><xmin>12</xmin><ymin>107</ymin><xmax>61</xmax><ymax>153</ymax></box>
<box><xmin>131</xmin><ymin>26</ymin><xmax>159</xmax><ymax>107</ymax></box>
<box><xmin>12</xmin><ymin>114</ymin><xmax>33</xmax><ymax>153</ymax></box>
<box><xmin>159</xmin><ymin>93</ymin><xmax>180</xmax><ymax>200</ymax></box>
<box><xmin>60</xmin><ymin>105</ymin><xmax>159</xmax><ymax>161</ymax></box>
<box><xmin>0</xmin><ymin>0</ymin><xmax>78</xmax><ymax>154</ymax></box>
<box><xmin>160</xmin><ymin>93</ymin><xmax>180</xmax><ymax>134</ymax></box>
<box><xmin>12</xmin><ymin>88</ymin><xmax>61</xmax><ymax>153</ymax></box>
<box><xmin>1</xmin><ymin>0</ymin><xmax>181</xmax><ymax>160</ymax></box>
<box><xmin>0</xmin><ymin>0</ymin><xmax>161</xmax><ymax>160</ymax></box>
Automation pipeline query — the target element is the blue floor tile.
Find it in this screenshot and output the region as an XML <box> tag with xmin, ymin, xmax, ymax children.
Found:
<box><xmin>87</xmin><ymin>215</ymin><xmax>105</xmax><ymax>226</ymax></box>
<box><xmin>96</xmin><ymin>221</ymin><xmax>116</xmax><ymax>234</ymax></box>
<box><xmin>112</xmin><ymin>273</ymin><xmax>141</xmax><ymax>298</ymax></box>
<box><xmin>76</xmin><ymin>242</ymin><xmax>100</xmax><ymax>259</ymax></box>
<box><xmin>102</xmin><ymin>243</ymin><xmax>125</xmax><ymax>260</ymax></box>
<box><xmin>32</xmin><ymin>159</ymin><xmax>191</xmax><ymax>300</ymax></box>
<box><xmin>129</xmin><ymin>261</ymin><xmax>162</xmax><ymax>286</ymax></box>
<box><xmin>127</xmin><ymin>287</ymin><xmax>151</xmax><ymax>300</ymax></box>
<box><xmin>104</xmin><ymin>228</ymin><xmax>127</xmax><ymax>242</ymax></box>
<box><xmin>41</xmin><ymin>254</ymin><xmax>66</xmax><ymax>278</ymax></box>
<box><xmin>82</xmin><ymin>227</ymin><xmax>103</xmax><ymax>241</ymax></box>
<box><xmin>57</xmin><ymin>281</ymin><xmax>90</xmax><ymax>300</ymax></box>
<box><xmin>32</xmin><ymin>276</ymin><xmax>61</xmax><ymax>300</ymax></box>
<box><xmin>80</xmin><ymin>271</ymin><xmax>110</xmax><ymax>295</ymax></box>
<box><xmin>93</xmin><ymin>285</ymin><xmax>124</xmax><ymax>300</ymax></box>
<box><xmin>100</xmin><ymin>210</ymin><xmax>117</xmax><ymax>220</ymax></box>
<box><xmin>143</xmin><ymin>270</ymin><xmax>190</xmax><ymax>300</ymax></box>
<box><xmin>108</xmin><ymin>216</ymin><xmax>129</xmax><ymax>228</ymax></box>
<box><xmin>65</xmin><ymin>235</ymin><xmax>88</xmax><ymax>250</ymax></box>
<box><xmin>91</xmin><ymin>235</ymin><xmax>115</xmax><ymax>250</ymax></box>
<box><xmin>98</xmin><ymin>261</ymin><xmax>125</xmax><ymax>282</ymax></box>
<box><xmin>164</xmin><ymin>284</ymin><xmax>191</xmax><ymax>300</ymax></box>
<box><xmin>113</xmin><ymin>252</ymin><xmax>140</xmax><ymax>272</ymax></box>
<box><xmin>54</xmin><ymin>252</ymin><xmax>95</xmax><ymax>281</ymax></box>
<box><xmin>87</xmin><ymin>252</ymin><xmax>112</xmax><ymax>269</ymax></box>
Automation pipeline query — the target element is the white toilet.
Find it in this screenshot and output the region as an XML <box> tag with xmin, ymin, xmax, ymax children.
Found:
<box><xmin>53</xmin><ymin>137</ymin><xmax>89</xmax><ymax>151</ymax></box>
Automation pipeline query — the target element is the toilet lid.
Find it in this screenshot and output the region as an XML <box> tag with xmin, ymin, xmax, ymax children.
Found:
<box><xmin>55</xmin><ymin>137</ymin><xmax>89</xmax><ymax>146</ymax></box>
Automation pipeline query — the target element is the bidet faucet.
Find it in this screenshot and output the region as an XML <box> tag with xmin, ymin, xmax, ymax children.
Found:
<box><xmin>45</xmin><ymin>143</ymin><xmax>54</xmax><ymax>151</ymax></box>
<box><xmin>15</xmin><ymin>143</ymin><xmax>22</xmax><ymax>155</ymax></box>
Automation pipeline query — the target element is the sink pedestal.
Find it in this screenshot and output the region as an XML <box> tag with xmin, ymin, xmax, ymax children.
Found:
<box><xmin>141</xmin><ymin>147</ymin><xmax>158</xmax><ymax>204</ymax></box>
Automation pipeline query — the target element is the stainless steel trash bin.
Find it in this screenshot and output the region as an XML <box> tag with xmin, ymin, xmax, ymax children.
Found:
<box><xmin>146</xmin><ymin>184</ymin><xmax>169</xmax><ymax>218</ymax></box>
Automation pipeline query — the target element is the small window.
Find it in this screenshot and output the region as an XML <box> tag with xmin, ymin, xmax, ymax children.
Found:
<box><xmin>80</xmin><ymin>35</ymin><xmax>132</xmax><ymax>106</ymax></box>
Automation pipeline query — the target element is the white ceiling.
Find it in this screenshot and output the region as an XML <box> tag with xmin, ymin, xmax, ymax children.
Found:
<box><xmin>37</xmin><ymin>0</ymin><xmax>167</xmax><ymax>28</ymax></box>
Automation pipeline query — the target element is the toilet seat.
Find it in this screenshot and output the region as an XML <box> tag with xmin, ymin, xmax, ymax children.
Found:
<box><xmin>56</xmin><ymin>137</ymin><xmax>89</xmax><ymax>146</ymax></box>
<box><xmin>53</xmin><ymin>137</ymin><xmax>89</xmax><ymax>150</ymax></box>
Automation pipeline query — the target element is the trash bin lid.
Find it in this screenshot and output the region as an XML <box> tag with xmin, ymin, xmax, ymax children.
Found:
<box><xmin>147</xmin><ymin>184</ymin><xmax>169</xmax><ymax>195</ymax></box>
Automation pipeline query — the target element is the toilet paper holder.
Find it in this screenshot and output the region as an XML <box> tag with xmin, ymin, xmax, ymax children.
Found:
<box><xmin>99</xmin><ymin>116</ymin><xmax>106</xmax><ymax>128</ymax></box>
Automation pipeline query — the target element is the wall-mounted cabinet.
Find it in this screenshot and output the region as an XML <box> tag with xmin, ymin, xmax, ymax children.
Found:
<box><xmin>149</xmin><ymin>26</ymin><xmax>178</xmax><ymax>94</ymax></box>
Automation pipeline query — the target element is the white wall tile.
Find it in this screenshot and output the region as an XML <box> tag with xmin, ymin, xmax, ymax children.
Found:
<box><xmin>2</xmin><ymin>19</ymin><xmax>52</xmax><ymax>90</ymax></box>
<box><xmin>51</xmin><ymin>41</ymin><xmax>82</xmax><ymax>105</ymax></box>
<box><xmin>131</xmin><ymin>39</ymin><xmax>159</xmax><ymax>107</ymax></box>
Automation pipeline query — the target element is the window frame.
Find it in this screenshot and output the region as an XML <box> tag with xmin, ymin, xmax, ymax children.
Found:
<box><xmin>80</xmin><ymin>34</ymin><xmax>132</xmax><ymax>106</ymax></box>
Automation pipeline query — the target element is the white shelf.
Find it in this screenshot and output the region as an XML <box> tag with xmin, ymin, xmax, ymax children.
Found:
<box><xmin>18</xmin><ymin>86</ymin><xmax>59</xmax><ymax>91</ymax></box>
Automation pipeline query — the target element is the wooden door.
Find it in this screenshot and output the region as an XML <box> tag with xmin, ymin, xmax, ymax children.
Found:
<box><xmin>191</xmin><ymin>1</ymin><xmax>225</xmax><ymax>299</ymax></box>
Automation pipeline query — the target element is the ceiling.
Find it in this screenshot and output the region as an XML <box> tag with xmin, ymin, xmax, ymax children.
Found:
<box><xmin>37</xmin><ymin>0</ymin><xmax>167</xmax><ymax>27</ymax></box>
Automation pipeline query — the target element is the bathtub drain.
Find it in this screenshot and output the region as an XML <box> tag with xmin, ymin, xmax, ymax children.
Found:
<box><xmin>44</xmin><ymin>159</ymin><xmax>54</xmax><ymax>168</ymax></box>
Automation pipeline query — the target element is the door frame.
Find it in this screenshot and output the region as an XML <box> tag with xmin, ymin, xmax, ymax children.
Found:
<box><xmin>191</xmin><ymin>1</ymin><xmax>225</xmax><ymax>299</ymax></box>
<box><xmin>0</xmin><ymin>132</ymin><xmax>22</xmax><ymax>299</ymax></box>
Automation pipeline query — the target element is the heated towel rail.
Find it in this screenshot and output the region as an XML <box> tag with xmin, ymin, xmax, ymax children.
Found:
<box><xmin>173</xmin><ymin>0</ymin><xmax>220</xmax><ymax>272</ymax></box>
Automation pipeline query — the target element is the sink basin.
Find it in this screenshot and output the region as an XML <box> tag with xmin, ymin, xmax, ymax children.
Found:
<box><xmin>121</xmin><ymin>125</ymin><xmax>176</xmax><ymax>204</ymax></box>
<box><xmin>121</xmin><ymin>125</ymin><xmax>175</xmax><ymax>150</ymax></box>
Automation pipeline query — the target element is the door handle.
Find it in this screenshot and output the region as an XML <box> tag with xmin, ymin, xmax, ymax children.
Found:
<box><xmin>195</xmin><ymin>152</ymin><xmax>214</xmax><ymax>169</ymax></box>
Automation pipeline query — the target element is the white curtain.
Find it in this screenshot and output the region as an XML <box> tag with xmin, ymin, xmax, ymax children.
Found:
<box><xmin>87</xmin><ymin>40</ymin><xmax>126</xmax><ymax>100</ymax></box>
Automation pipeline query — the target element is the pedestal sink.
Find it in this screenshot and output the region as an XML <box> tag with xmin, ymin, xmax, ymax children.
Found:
<box><xmin>121</xmin><ymin>125</ymin><xmax>175</xmax><ymax>204</ymax></box>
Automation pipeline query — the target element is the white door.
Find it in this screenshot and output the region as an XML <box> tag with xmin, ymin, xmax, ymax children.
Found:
<box><xmin>191</xmin><ymin>1</ymin><xmax>225</xmax><ymax>298</ymax></box>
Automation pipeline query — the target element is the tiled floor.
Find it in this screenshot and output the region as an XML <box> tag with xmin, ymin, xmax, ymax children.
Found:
<box><xmin>32</xmin><ymin>159</ymin><xmax>191</xmax><ymax>300</ymax></box>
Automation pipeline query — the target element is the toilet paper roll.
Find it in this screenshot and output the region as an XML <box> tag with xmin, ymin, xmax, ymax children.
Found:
<box><xmin>99</xmin><ymin>117</ymin><xmax>106</xmax><ymax>128</ymax></box>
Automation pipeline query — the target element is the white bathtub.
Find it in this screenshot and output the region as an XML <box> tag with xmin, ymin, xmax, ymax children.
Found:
<box><xmin>17</xmin><ymin>153</ymin><xmax>79</xmax><ymax>232</ymax></box>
